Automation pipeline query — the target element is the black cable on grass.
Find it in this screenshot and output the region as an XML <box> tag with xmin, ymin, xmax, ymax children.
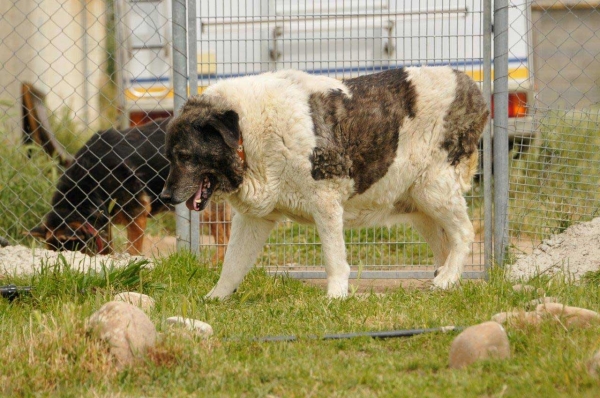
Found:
<box><xmin>226</xmin><ymin>326</ymin><xmax>462</xmax><ymax>343</ymax></box>
<box><xmin>0</xmin><ymin>285</ymin><xmax>33</xmax><ymax>302</ymax></box>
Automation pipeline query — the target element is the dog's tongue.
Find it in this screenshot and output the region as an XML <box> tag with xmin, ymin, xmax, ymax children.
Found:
<box><xmin>185</xmin><ymin>189</ymin><xmax>203</xmax><ymax>211</ymax></box>
<box><xmin>185</xmin><ymin>176</ymin><xmax>212</xmax><ymax>211</ymax></box>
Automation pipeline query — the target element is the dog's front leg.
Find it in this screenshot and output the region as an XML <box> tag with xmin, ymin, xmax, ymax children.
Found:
<box><xmin>314</xmin><ymin>202</ymin><xmax>350</xmax><ymax>298</ymax></box>
<box><xmin>205</xmin><ymin>212</ymin><xmax>275</xmax><ymax>300</ymax></box>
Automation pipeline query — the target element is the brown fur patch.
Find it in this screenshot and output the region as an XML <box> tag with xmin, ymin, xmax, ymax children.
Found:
<box><xmin>309</xmin><ymin>69</ymin><xmax>418</xmax><ymax>194</ymax></box>
<box><xmin>393</xmin><ymin>198</ymin><xmax>417</xmax><ymax>214</ymax></box>
<box><xmin>441</xmin><ymin>71</ymin><xmax>489</xmax><ymax>166</ymax></box>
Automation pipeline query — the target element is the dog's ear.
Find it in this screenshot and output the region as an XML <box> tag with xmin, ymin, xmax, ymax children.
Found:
<box><xmin>194</xmin><ymin>110</ymin><xmax>240</xmax><ymax>149</ymax></box>
<box><xmin>28</xmin><ymin>224</ymin><xmax>48</xmax><ymax>239</ymax></box>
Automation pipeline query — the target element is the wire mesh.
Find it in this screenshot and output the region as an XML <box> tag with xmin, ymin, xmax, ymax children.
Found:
<box><xmin>0</xmin><ymin>0</ymin><xmax>177</xmax><ymax>258</ymax></box>
<box><xmin>192</xmin><ymin>0</ymin><xmax>487</xmax><ymax>277</ymax></box>
<box><xmin>507</xmin><ymin>0</ymin><xmax>600</xmax><ymax>259</ymax></box>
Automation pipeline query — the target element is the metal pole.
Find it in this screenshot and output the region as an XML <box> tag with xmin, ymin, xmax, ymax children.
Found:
<box><xmin>187</xmin><ymin>0</ymin><xmax>199</xmax><ymax>255</ymax></box>
<box><xmin>493</xmin><ymin>0</ymin><xmax>510</xmax><ymax>265</ymax></box>
<box><xmin>172</xmin><ymin>0</ymin><xmax>190</xmax><ymax>250</ymax></box>
<box><xmin>483</xmin><ymin>0</ymin><xmax>492</xmax><ymax>275</ymax></box>
<box><xmin>112</xmin><ymin>0</ymin><xmax>128</xmax><ymax>129</ymax></box>
<box><xmin>81</xmin><ymin>0</ymin><xmax>89</xmax><ymax>127</ymax></box>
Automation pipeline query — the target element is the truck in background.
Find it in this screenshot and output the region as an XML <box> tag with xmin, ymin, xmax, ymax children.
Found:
<box><xmin>114</xmin><ymin>0</ymin><xmax>532</xmax><ymax>132</ymax></box>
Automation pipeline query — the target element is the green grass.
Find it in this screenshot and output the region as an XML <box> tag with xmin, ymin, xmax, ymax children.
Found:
<box><xmin>50</xmin><ymin>106</ymin><xmax>95</xmax><ymax>155</ymax></box>
<box><xmin>0</xmin><ymin>101</ymin><xmax>57</xmax><ymax>243</ymax></box>
<box><xmin>1</xmin><ymin>252</ymin><xmax>600</xmax><ymax>396</ymax></box>
<box><xmin>0</xmin><ymin>143</ymin><xmax>60</xmax><ymax>244</ymax></box>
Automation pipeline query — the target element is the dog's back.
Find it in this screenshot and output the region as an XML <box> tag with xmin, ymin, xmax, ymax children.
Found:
<box><xmin>76</xmin><ymin>118</ymin><xmax>171</xmax><ymax>213</ymax></box>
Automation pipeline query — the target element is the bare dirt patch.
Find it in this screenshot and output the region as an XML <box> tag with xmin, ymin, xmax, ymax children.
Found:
<box><xmin>508</xmin><ymin>217</ymin><xmax>600</xmax><ymax>281</ymax></box>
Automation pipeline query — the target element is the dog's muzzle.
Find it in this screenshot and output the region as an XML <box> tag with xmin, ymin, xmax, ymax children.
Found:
<box><xmin>159</xmin><ymin>189</ymin><xmax>172</xmax><ymax>203</ymax></box>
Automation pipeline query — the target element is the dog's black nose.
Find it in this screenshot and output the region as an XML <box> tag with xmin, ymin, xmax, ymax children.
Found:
<box><xmin>159</xmin><ymin>189</ymin><xmax>172</xmax><ymax>203</ymax></box>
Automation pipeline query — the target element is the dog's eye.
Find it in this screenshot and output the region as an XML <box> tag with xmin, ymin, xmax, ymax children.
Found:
<box><xmin>178</xmin><ymin>153</ymin><xmax>193</xmax><ymax>163</ymax></box>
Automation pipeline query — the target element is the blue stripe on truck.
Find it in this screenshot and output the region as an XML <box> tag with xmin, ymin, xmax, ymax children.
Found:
<box><xmin>128</xmin><ymin>57</ymin><xmax>528</xmax><ymax>85</ymax></box>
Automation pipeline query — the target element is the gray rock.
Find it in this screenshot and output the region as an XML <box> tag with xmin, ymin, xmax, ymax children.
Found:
<box><xmin>113</xmin><ymin>292</ymin><xmax>155</xmax><ymax>312</ymax></box>
<box><xmin>166</xmin><ymin>316</ymin><xmax>213</xmax><ymax>338</ymax></box>
<box><xmin>449</xmin><ymin>321</ymin><xmax>510</xmax><ymax>369</ymax></box>
<box><xmin>491</xmin><ymin>311</ymin><xmax>542</xmax><ymax>327</ymax></box>
<box><xmin>535</xmin><ymin>303</ymin><xmax>600</xmax><ymax>328</ymax></box>
<box><xmin>525</xmin><ymin>296</ymin><xmax>559</xmax><ymax>309</ymax></box>
<box><xmin>587</xmin><ymin>350</ymin><xmax>600</xmax><ymax>378</ymax></box>
<box><xmin>87</xmin><ymin>301</ymin><xmax>156</xmax><ymax>367</ymax></box>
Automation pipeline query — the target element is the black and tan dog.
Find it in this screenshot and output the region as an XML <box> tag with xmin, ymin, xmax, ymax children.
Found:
<box><xmin>30</xmin><ymin>118</ymin><xmax>231</xmax><ymax>259</ymax></box>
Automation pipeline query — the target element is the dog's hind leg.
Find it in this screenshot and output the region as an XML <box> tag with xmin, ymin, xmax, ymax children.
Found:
<box><xmin>205</xmin><ymin>212</ymin><xmax>275</xmax><ymax>300</ymax></box>
<box><xmin>126</xmin><ymin>213</ymin><xmax>147</xmax><ymax>255</ymax></box>
<box><xmin>407</xmin><ymin>212</ymin><xmax>450</xmax><ymax>269</ymax></box>
<box><xmin>313</xmin><ymin>200</ymin><xmax>350</xmax><ymax>299</ymax></box>
<box><xmin>206</xmin><ymin>202</ymin><xmax>231</xmax><ymax>262</ymax></box>
<box><xmin>124</xmin><ymin>193</ymin><xmax>151</xmax><ymax>255</ymax></box>
<box><xmin>411</xmin><ymin>171</ymin><xmax>474</xmax><ymax>289</ymax></box>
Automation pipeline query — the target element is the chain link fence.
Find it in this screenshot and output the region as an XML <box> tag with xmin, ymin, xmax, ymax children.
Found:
<box><xmin>507</xmin><ymin>0</ymin><xmax>600</xmax><ymax>259</ymax></box>
<box><xmin>2</xmin><ymin>0</ymin><xmax>596</xmax><ymax>278</ymax></box>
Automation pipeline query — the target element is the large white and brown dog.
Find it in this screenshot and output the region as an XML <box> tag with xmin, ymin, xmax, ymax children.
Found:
<box><xmin>160</xmin><ymin>68</ymin><xmax>489</xmax><ymax>299</ymax></box>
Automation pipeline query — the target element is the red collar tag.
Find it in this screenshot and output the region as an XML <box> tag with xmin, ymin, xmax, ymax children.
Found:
<box><xmin>237</xmin><ymin>136</ymin><xmax>246</xmax><ymax>165</ymax></box>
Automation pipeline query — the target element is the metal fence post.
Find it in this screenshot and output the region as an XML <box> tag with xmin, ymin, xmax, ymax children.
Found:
<box><xmin>172</xmin><ymin>0</ymin><xmax>190</xmax><ymax>250</ymax></box>
<box><xmin>187</xmin><ymin>0</ymin><xmax>199</xmax><ymax>254</ymax></box>
<box><xmin>483</xmin><ymin>0</ymin><xmax>493</xmax><ymax>276</ymax></box>
<box><xmin>493</xmin><ymin>0</ymin><xmax>510</xmax><ymax>265</ymax></box>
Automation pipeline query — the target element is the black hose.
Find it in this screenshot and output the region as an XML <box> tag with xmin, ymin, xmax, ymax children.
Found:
<box><xmin>240</xmin><ymin>326</ymin><xmax>462</xmax><ymax>343</ymax></box>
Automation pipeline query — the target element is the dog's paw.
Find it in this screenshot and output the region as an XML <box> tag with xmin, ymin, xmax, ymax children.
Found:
<box><xmin>204</xmin><ymin>286</ymin><xmax>234</xmax><ymax>301</ymax></box>
<box><xmin>432</xmin><ymin>267</ymin><xmax>461</xmax><ymax>290</ymax></box>
<box><xmin>326</xmin><ymin>278</ymin><xmax>349</xmax><ymax>299</ymax></box>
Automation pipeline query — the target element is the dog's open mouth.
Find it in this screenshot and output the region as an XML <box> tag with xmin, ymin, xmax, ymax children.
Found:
<box><xmin>186</xmin><ymin>174</ymin><xmax>217</xmax><ymax>211</ymax></box>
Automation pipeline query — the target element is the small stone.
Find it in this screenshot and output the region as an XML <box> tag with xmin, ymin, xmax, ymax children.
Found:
<box><xmin>167</xmin><ymin>316</ymin><xmax>213</xmax><ymax>338</ymax></box>
<box><xmin>525</xmin><ymin>297</ymin><xmax>559</xmax><ymax>309</ymax></box>
<box><xmin>87</xmin><ymin>301</ymin><xmax>156</xmax><ymax>367</ymax></box>
<box><xmin>492</xmin><ymin>311</ymin><xmax>542</xmax><ymax>327</ymax></box>
<box><xmin>587</xmin><ymin>350</ymin><xmax>600</xmax><ymax>378</ymax></box>
<box><xmin>536</xmin><ymin>303</ymin><xmax>600</xmax><ymax>328</ymax></box>
<box><xmin>539</xmin><ymin>244</ymin><xmax>550</xmax><ymax>252</ymax></box>
<box><xmin>113</xmin><ymin>292</ymin><xmax>155</xmax><ymax>312</ymax></box>
<box><xmin>449</xmin><ymin>321</ymin><xmax>510</xmax><ymax>369</ymax></box>
<box><xmin>512</xmin><ymin>284</ymin><xmax>536</xmax><ymax>293</ymax></box>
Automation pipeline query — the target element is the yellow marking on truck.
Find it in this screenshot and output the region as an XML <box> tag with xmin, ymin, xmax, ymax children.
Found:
<box><xmin>125</xmin><ymin>66</ymin><xmax>529</xmax><ymax>102</ymax></box>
